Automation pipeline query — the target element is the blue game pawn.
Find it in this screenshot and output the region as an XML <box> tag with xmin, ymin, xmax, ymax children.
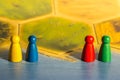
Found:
<box><xmin>26</xmin><ymin>35</ymin><xmax>38</xmax><ymax>62</ymax></box>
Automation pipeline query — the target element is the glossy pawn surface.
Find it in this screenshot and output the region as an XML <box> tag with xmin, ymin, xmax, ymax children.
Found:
<box><xmin>98</xmin><ymin>35</ymin><xmax>111</xmax><ymax>62</ymax></box>
<box><xmin>81</xmin><ymin>35</ymin><xmax>96</xmax><ymax>62</ymax></box>
<box><xmin>9</xmin><ymin>35</ymin><xmax>22</xmax><ymax>62</ymax></box>
<box><xmin>26</xmin><ymin>35</ymin><xmax>38</xmax><ymax>62</ymax></box>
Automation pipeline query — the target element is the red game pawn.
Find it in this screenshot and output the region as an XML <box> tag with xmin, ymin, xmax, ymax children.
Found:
<box><xmin>81</xmin><ymin>35</ymin><xmax>96</xmax><ymax>62</ymax></box>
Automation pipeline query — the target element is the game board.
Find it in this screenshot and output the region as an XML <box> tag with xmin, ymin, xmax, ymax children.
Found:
<box><xmin>1</xmin><ymin>0</ymin><xmax>120</xmax><ymax>80</ymax></box>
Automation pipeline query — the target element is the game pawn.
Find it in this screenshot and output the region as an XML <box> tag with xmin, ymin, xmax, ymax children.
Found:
<box><xmin>9</xmin><ymin>35</ymin><xmax>22</xmax><ymax>62</ymax></box>
<box><xmin>26</xmin><ymin>35</ymin><xmax>38</xmax><ymax>62</ymax></box>
<box><xmin>98</xmin><ymin>35</ymin><xmax>111</xmax><ymax>62</ymax></box>
<box><xmin>81</xmin><ymin>35</ymin><xmax>96</xmax><ymax>62</ymax></box>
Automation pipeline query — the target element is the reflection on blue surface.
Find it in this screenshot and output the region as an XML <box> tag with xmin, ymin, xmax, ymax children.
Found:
<box><xmin>0</xmin><ymin>50</ymin><xmax>119</xmax><ymax>80</ymax></box>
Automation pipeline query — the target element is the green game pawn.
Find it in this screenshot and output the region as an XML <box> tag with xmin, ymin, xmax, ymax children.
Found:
<box><xmin>98</xmin><ymin>35</ymin><xmax>111</xmax><ymax>62</ymax></box>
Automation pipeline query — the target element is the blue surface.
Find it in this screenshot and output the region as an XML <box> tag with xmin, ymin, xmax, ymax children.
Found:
<box><xmin>0</xmin><ymin>50</ymin><xmax>120</xmax><ymax>80</ymax></box>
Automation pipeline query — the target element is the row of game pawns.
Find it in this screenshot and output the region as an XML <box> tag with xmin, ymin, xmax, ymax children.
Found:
<box><xmin>9</xmin><ymin>35</ymin><xmax>111</xmax><ymax>63</ymax></box>
<box><xmin>9</xmin><ymin>35</ymin><xmax>38</xmax><ymax>62</ymax></box>
<box><xmin>81</xmin><ymin>35</ymin><xmax>111</xmax><ymax>62</ymax></box>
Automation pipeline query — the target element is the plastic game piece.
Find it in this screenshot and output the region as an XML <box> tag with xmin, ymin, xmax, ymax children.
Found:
<box><xmin>81</xmin><ymin>35</ymin><xmax>96</xmax><ymax>62</ymax></box>
<box><xmin>26</xmin><ymin>35</ymin><xmax>38</xmax><ymax>62</ymax></box>
<box><xmin>98</xmin><ymin>35</ymin><xmax>111</xmax><ymax>62</ymax></box>
<box><xmin>9</xmin><ymin>35</ymin><xmax>22</xmax><ymax>62</ymax></box>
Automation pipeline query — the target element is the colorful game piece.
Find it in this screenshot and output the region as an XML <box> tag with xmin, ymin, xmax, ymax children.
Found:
<box><xmin>9</xmin><ymin>35</ymin><xmax>22</xmax><ymax>62</ymax></box>
<box><xmin>98</xmin><ymin>35</ymin><xmax>111</xmax><ymax>62</ymax></box>
<box><xmin>81</xmin><ymin>35</ymin><xmax>96</xmax><ymax>62</ymax></box>
<box><xmin>26</xmin><ymin>35</ymin><xmax>38</xmax><ymax>62</ymax></box>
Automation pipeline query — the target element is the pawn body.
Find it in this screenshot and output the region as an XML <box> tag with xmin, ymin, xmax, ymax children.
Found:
<box><xmin>9</xmin><ymin>35</ymin><xmax>22</xmax><ymax>62</ymax></box>
<box><xmin>26</xmin><ymin>35</ymin><xmax>38</xmax><ymax>62</ymax></box>
<box><xmin>81</xmin><ymin>35</ymin><xmax>96</xmax><ymax>62</ymax></box>
<box><xmin>98</xmin><ymin>36</ymin><xmax>111</xmax><ymax>62</ymax></box>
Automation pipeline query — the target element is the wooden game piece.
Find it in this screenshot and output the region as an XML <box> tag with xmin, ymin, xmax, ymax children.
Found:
<box><xmin>98</xmin><ymin>35</ymin><xmax>111</xmax><ymax>62</ymax></box>
<box><xmin>9</xmin><ymin>35</ymin><xmax>22</xmax><ymax>62</ymax></box>
<box><xmin>26</xmin><ymin>35</ymin><xmax>38</xmax><ymax>62</ymax></box>
<box><xmin>81</xmin><ymin>35</ymin><xmax>96</xmax><ymax>62</ymax></box>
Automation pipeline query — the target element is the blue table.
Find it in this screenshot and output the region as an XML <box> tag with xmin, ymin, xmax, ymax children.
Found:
<box><xmin>0</xmin><ymin>49</ymin><xmax>119</xmax><ymax>80</ymax></box>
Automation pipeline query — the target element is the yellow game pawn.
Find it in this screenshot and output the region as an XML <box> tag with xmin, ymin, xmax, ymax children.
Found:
<box><xmin>9</xmin><ymin>35</ymin><xmax>22</xmax><ymax>62</ymax></box>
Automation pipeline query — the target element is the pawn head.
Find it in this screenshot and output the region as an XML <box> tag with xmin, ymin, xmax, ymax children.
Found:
<box><xmin>102</xmin><ymin>35</ymin><xmax>110</xmax><ymax>43</ymax></box>
<box><xmin>28</xmin><ymin>35</ymin><xmax>36</xmax><ymax>43</ymax></box>
<box><xmin>85</xmin><ymin>35</ymin><xmax>94</xmax><ymax>43</ymax></box>
<box><xmin>11</xmin><ymin>35</ymin><xmax>20</xmax><ymax>43</ymax></box>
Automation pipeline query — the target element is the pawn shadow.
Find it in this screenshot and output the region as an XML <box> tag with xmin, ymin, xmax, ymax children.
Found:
<box><xmin>22</xmin><ymin>49</ymin><xmax>26</xmax><ymax>61</ymax></box>
<box><xmin>0</xmin><ymin>48</ymin><xmax>27</xmax><ymax>61</ymax></box>
<box><xmin>66</xmin><ymin>48</ymin><xmax>82</xmax><ymax>60</ymax></box>
<box><xmin>67</xmin><ymin>47</ymin><xmax>99</xmax><ymax>61</ymax></box>
<box><xmin>0</xmin><ymin>48</ymin><xmax>9</xmax><ymax>61</ymax></box>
